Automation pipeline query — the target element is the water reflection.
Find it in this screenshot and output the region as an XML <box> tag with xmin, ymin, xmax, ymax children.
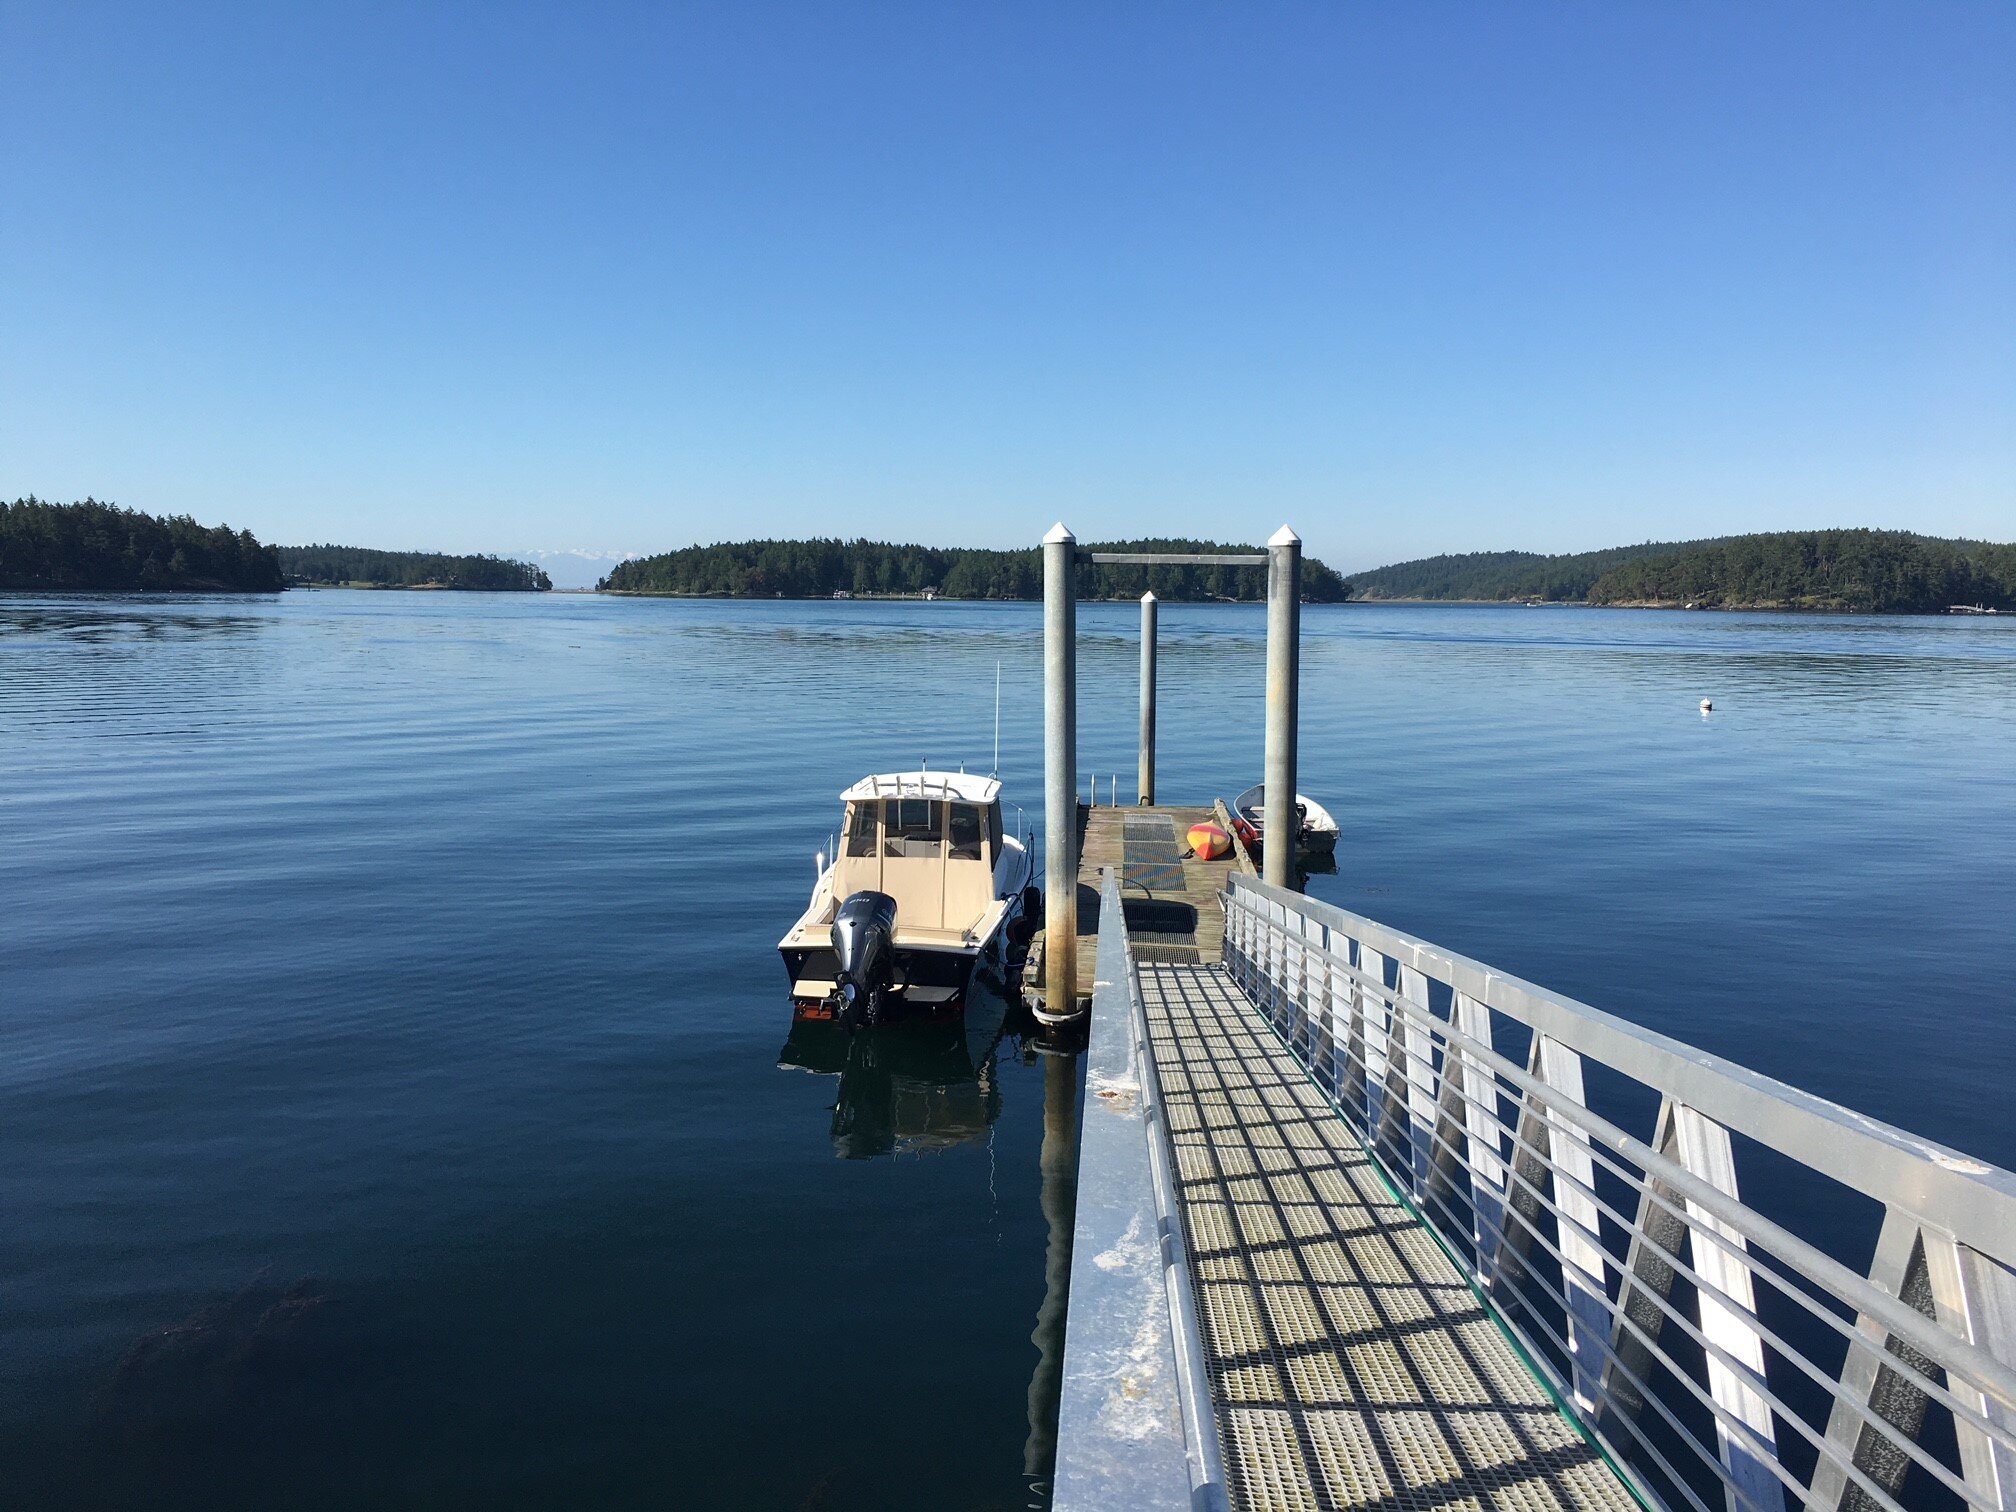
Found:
<box><xmin>776</xmin><ymin>991</ymin><xmax>1085</xmax><ymax>1502</ymax></box>
<box><xmin>776</xmin><ymin>988</ymin><xmax>1018</xmax><ymax>1160</ymax></box>
<box><xmin>0</xmin><ymin>595</ymin><xmax>276</xmax><ymax>643</ymax></box>
<box><xmin>1023</xmin><ymin>1042</ymin><xmax>1079</xmax><ymax>1494</ymax></box>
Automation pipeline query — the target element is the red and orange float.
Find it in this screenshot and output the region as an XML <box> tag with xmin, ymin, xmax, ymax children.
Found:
<box><xmin>1186</xmin><ymin>821</ymin><xmax>1232</xmax><ymax>860</ymax></box>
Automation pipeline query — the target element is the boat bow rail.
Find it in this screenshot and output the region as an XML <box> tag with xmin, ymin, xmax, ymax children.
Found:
<box><xmin>1221</xmin><ymin>873</ymin><xmax>2016</xmax><ymax>1512</ymax></box>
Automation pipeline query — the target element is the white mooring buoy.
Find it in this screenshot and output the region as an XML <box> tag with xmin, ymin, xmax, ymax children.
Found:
<box><xmin>1700</xmin><ymin>698</ymin><xmax>1714</xmax><ymax>713</ymax></box>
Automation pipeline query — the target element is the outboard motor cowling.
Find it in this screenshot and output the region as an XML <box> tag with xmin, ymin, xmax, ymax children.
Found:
<box><xmin>831</xmin><ymin>890</ymin><xmax>898</xmax><ymax>1031</ymax></box>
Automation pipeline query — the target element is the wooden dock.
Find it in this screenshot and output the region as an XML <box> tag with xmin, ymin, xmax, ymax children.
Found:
<box><xmin>1027</xmin><ymin>801</ymin><xmax>1254</xmax><ymax>1006</ymax></box>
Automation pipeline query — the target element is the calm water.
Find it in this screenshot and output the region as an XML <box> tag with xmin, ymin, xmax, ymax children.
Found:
<box><xmin>3</xmin><ymin>591</ymin><xmax>2013</xmax><ymax>1510</ymax></box>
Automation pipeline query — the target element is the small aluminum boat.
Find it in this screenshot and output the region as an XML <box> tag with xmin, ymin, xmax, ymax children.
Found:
<box><xmin>1233</xmin><ymin>783</ymin><xmax>1340</xmax><ymax>859</ymax></box>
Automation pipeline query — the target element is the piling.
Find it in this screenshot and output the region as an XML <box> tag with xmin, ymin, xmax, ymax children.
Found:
<box><xmin>1042</xmin><ymin>523</ymin><xmax>1078</xmax><ymax>1015</ymax></box>
<box><xmin>1138</xmin><ymin>592</ymin><xmax>1157</xmax><ymax>805</ymax></box>
<box><xmin>1262</xmin><ymin>525</ymin><xmax>1300</xmax><ymax>890</ymax></box>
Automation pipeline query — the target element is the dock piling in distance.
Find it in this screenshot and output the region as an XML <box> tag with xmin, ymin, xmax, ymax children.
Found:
<box><xmin>1042</xmin><ymin>522</ymin><xmax>1078</xmax><ymax>1017</ymax></box>
<box><xmin>1044</xmin><ymin>524</ymin><xmax>1300</xmax><ymax>1014</ymax></box>
<box><xmin>1138</xmin><ymin>591</ymin><xmax>1157</xmax><ymax>805</ymax></box>
<box><xmin>1262</xmin><ymin>525</ymin><xmax>1300</xmax><ymax>890</ymax></box>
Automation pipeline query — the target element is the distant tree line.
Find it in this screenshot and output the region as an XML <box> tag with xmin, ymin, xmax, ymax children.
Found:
<box><xmin>600</xmin><ymin>537</ymin><xmax>1353</xmax><ymax>601</ymax></box>
<box><xmin>1350</xmin><ymin>530</ymin><xmax>2016</xmax><ymax>613</ymax></box>
<box><xmin>1</xmin><ymin>498</ymin><xmax>284</xmax><ymax>592</ymax></box>
<box><xmin>1348</xmin><ymin>541</ymin><xmax>1723</xmax><ymax>601</ymax></box>
<box><xmin>1584</xmin><ymin>530</ymin><xmax>2016</xmax><ymax>612</ymax></box>
<box><xmin>277</xmin><ymin>545</ymin><xmax>551</xmax><ymax>591</ymax></box>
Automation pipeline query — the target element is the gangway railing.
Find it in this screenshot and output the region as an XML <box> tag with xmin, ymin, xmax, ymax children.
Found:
<box><xmin>1224</xmin><ymin>874</ymin><xmax>2016</xmax><ymax>1512</ymax></box>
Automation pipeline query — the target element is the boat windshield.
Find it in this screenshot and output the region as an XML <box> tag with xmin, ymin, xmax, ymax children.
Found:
<box><xmin>845</xmin><ymin>802</ymin><xmax>878</xmax><ymax>857</ymax></box>
<box><xmin>882</xmin><ymin>799</ymin><xmax>943</xmax><ymax>858</ymax></box>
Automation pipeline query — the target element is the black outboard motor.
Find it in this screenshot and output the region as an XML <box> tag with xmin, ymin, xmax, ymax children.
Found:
<box><xmin>831</xmin><ymin>890</ymin><xmax>898</xmax><ymax>1032</ymax></box>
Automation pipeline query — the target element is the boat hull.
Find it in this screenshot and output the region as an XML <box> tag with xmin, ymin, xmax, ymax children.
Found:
<box><xmin>1233</xmin><ymin>783</ymin><xmax>1339</xmax><ymax>859</ymax></box>
<box><xmin>781</xmin><ymin>939</ymin><xmax>990</xmax><ymax>1013</ymax></box>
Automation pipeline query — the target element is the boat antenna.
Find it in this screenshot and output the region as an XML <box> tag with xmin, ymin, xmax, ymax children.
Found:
<box><xmin>992</xmin><ymin>660</ymin><xmax>1002</xmax><ymax>777</ymax></box>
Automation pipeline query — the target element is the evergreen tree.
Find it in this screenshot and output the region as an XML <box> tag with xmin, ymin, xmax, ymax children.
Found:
<box><xmin>0</xmin><ymin>498</ymin><xmax>286</xmax><ymax>592</ymax></box>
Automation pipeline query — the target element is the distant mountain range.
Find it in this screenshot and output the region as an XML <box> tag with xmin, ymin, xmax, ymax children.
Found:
<box><xmin>515</xmin><ymin>548</ymin><xmax>646</xmax><ymax>590</ymax></box>
<box><xmin>1349</xmin><ymin>530</ymin><xmax>2016</xmax><ymax>613</ymax></box>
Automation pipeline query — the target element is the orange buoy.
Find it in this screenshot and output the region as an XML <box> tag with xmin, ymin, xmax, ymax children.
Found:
<box><xmin>1186</xmin><ymin>822</ymin><xmax>1231</xmax><ymax>860</ymax></box>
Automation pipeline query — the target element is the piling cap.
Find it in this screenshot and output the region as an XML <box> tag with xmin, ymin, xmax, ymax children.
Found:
<box><xmin>1043</xmin><ymin>522</ymin><xmax>1076</xmax><ymax>544</ymax></box>
<box><xmin>1268</xmin><ymin>524</ymin><xmax>1301</xmax><ymax>547</ymax></box>
<box><xmin>1142</xmin><ymin>590</ymin><xmax>1158</xmax><ymax>603</ymax></box>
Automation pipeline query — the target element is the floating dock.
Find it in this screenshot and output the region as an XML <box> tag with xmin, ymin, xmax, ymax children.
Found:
<box><xmin>1026</xmin><ymin>802</ymin><xmax>1249</xmax><ymax>1004</ymax></box>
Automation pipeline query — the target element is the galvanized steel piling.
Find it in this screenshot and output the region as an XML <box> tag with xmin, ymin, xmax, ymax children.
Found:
<box><xmin>1042</xmin><ymin>525</ymin><xmax>1301</xmax><ymax>1012</ymax></box>
<box><xmin>1262</xmin><ymin>526</ymin><xmax>1301</xmax><ymax>890</ymax></box>
<box><xmin>1042</xmin><ymin>523</ymin><xmax>1078</xmax><ymax>1016</ymax></box>
<box><xmin>1138</xmin><ymin>592</ymin><xmax>1157</xmax><ymax>806</ymax></box>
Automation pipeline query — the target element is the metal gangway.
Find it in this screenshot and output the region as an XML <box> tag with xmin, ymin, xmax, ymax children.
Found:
<box><xmin>1055</xmin><ymin>870</ymin><xmax>2016</xmax><ymax>1512</ymax></box>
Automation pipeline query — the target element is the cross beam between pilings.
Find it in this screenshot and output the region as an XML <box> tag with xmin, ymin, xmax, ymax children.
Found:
<box><xmin>1040</xmin><ymin>524</ymin><xmax>1301</xmax><ymax>1018</ymax></box>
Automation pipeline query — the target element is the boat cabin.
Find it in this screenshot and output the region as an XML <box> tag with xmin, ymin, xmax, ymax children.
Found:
<box><xmin>830</xmin><ymin>773</ymin><xmax>1006</xmax><ymax>936</ymax></box>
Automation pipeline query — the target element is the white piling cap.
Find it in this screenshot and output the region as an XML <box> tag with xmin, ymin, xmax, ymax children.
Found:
<box><xmin>1043</xmin><ymin>522</ymin><xmax>1076</xmax><ymax>544</ymax></box>
<box><xmin>1268</xmin><ymin>524</ymin><xmax>1301</xmax><ymax>546</ymax></box>
<box><xmin>1142</xmin><ymin>590</ymin><xmax>1158</xmax><ymax>603</ymax></box>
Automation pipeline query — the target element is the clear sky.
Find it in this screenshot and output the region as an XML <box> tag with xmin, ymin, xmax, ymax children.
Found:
<box><xmin>2</xmin><ymin>2</ymin><xmax>2011</xmax><ymax>573</ymax></box>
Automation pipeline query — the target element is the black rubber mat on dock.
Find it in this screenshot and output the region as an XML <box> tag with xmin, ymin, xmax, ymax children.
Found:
<box><xmin>1123</xmin><ymin>815</ymin><xmax>1200</xmax><ymax>960</ymax></box>
<box><xmin>1123</xmin><ymin>815</ymin><xmax>1187</xmax><ymax>895</ymax></box>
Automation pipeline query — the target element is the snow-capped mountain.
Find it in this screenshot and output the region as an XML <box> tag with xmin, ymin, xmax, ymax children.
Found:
<box><xmin>516</xmin><ymin>549</ymin><xmax>645</xmax><ymax>590</ymax></box>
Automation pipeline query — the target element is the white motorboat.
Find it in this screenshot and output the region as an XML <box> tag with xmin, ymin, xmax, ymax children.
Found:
<box><xmin>778</xmin><ymin>771</ymin><xmax>1035</xmax><ymax>1028</ymax></box>
<box><xmin>1232</xmin><ymin>783</ymin><xmax>1340</xmax><ymax>859</ymax></box>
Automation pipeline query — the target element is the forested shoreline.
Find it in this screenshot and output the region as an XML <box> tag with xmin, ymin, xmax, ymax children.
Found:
<box><xmin>1349</xmin><ymin>541</ymin><xmax>1720</xmax><ymax>602</ymax></box>
<box><xmin>10</xmin><ymin>506</ymin><xmax>2005</xmax><ymax>614</ymax></box>
<box><xmin>1354</xmin><ymin>530</ymin><xmax>2015</xmax><ymax>613</ymax></box>
<box><xmin>600</xmin><ymin>537</ymin><xmax>1353</xmax><ymax>601</ymax></box>
<box><xmin>277</xmin><ymin>545</ymin><xmax>551</xmax><ymax>591</ymax></box>
<box><xmin>1</xmin><ymin>498</ymin><xmax>284</xmax><ymax>592</ymax></box>
<box><xmin>1584</xmin><ymin>531</ymin><xmax>2016</xmax><ymax>612</ymax></box>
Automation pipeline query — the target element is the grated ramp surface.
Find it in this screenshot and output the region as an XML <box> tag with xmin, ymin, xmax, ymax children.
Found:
<box><xmin>1139</xmin><ymin>962</ymin><xmax>1637</xmax><ymax>1512</ymax></box>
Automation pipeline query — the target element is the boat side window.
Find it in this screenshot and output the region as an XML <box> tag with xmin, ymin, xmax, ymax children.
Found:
<box><xmin>845</xmin><ymin>802</ymin><xmax>878</xmax><ymax>857</ymax></box>
<box><xmin>948</xmin><ymin>804</ymin><xmax>984</xmax><ymax>861</ymax></box>
<box><xmin>883</xmin><ymin>799</ymin><xmax>943</xmax><ymax>858</ymax></box>
<box><xmin>985</xmin><ymin>803</ymin><xmax>1003</xmax><ymax>859</ymax></box>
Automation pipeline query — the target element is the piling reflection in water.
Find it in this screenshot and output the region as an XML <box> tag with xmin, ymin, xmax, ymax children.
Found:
<box><xmin>1023</xmin><ymin>1037</ymin><xmax>1081</xmax><ymax>1491</ymax></box>
<box><xmin>775</xmin><ymin>986</ymin><xmax>1086</xmax><ymax>1501</ymax></box>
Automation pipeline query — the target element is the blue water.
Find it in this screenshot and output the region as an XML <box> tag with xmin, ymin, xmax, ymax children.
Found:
<box><xmin>2</xmin><ymin>592</ymin><xmax>2012</xmax><ymax>1510</ymax></box>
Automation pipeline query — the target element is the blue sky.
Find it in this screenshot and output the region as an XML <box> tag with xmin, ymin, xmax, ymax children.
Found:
<box><xmin>2</xmin><ymin>2</ymin><xmax>2011</xmax><ymax>573</ymax></box>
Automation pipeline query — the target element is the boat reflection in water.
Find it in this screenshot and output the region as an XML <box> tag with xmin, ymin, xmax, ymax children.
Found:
<box><xmin>776</xmin><ymin>982</ymin><xmax>1083</xmax><ymax>1497</ymax></box>
<box><xmin>777</xmin><ymin>983</ymin><xmax>1018</xmax><ymax>1160</ymax></box>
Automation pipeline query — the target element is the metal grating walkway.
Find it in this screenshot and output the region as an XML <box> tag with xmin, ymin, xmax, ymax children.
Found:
<box><xmin>1138</xmin><ymin>961</ymin><xmax>1638</xmax><ymax>1512</ymax></box>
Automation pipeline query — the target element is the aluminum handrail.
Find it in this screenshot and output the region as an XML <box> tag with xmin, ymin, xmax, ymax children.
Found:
<box><xmin>1280</xmin><ymin>930</ymin><xmax>2016</xmax><ymax>1423</ymax></box>
<box><xmin>1237</xmin><ymin>877</ymin><xmax>2016</xmax><ymax>1250</ymax></box>
<box><xmin>1224</xmin><ymin>874</ymin><xmax>2016</xmax><ymax>1512</ymax></box>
